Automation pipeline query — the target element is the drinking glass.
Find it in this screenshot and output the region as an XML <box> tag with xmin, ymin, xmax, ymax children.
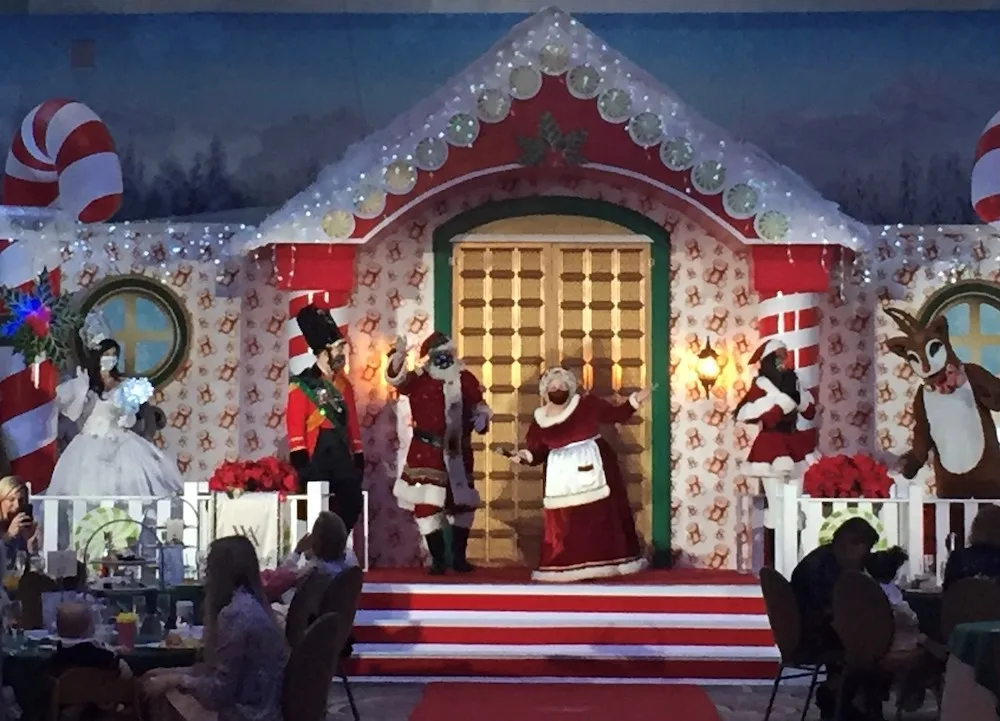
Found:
<box><xmin>5</xmin><ymin>601</ymin><xmax>23</xmax><ymax>646</ymax></box>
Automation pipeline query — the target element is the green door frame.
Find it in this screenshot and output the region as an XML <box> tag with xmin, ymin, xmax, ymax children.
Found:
<box><xmin>431</xmin><ymin>195</ymin><xmax>673</xmax><ymax>564</ymax></box>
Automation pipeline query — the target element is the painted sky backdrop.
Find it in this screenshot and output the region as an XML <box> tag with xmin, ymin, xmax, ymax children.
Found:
<box><xmin>0</xmin><ymin>11</ymin><xmax>998</xmax><ymax>223</ymax></box>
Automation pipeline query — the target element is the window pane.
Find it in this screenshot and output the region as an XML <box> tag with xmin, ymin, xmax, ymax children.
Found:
<box><xmin>136</xmin><ymin>297</ymin><xmax>170</xmax><ymax>331</ymax></box>
<box><xmin>100</xmin><ymin>298</ymin><xmax>126</xmax><ymax>332</ymax></box>
<box><xmin>944</xmin><ymin>303</ymin><xmax>971</xmax><ymax>336</ymax></box>
<box><xmin>981</xmin><ymin>345</ymin><xmax>1000</xmax><ymax>375</ymax></box>
<box><xmin>952</xmin><ymin>344</ymin><xmax>973</xmax><ymax>364</ymax></box>
<box><xmin>981</xmin><ymin>304</ymin><xmax>1000</xmax><ymax>335</ymax></box>
<box><xmin>135</xmin><ymin>340</ymin><xmax>170</xmax><ymax>374</ymax></box>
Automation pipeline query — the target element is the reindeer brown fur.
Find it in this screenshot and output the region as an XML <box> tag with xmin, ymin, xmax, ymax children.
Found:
<box><xmin>884</xmin><ymin>305</ymin><xmax>1000</xmax><ymax>498</ymax></box>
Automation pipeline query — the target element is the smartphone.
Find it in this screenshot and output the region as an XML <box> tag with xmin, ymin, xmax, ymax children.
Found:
<box><xmin>22</xmin><ymin>504</ymin><xmax>33</xmax><ymax>521</ymax></box>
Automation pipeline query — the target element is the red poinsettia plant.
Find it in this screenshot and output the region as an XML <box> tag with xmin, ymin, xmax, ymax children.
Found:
<box><xmin>208</xmin><ymin>456</ymin><xmax>299</xmax><ymax>497</ymax></box>
<box><xmin>803</xmin><ymin>453</ymin><xmax>894</xmax><ymax>499</ymax></box>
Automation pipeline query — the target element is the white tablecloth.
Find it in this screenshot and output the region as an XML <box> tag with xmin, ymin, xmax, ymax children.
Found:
<box><xmin>940</xmin><ymin>656</ymin><xmax>999</xmax><ymax>721</ymax></box>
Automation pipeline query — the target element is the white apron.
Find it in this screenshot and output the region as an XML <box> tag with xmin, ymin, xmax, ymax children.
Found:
<box><xmin>543</xmin><ymin>436</ymin><xmax>611</xmax><ymax>510</ymax></box>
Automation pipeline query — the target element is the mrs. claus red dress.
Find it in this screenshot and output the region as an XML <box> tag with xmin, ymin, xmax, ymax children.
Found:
<box><xmin>522</xmin><ymin>393</ymin><xmax>648</xmax><ymax>582</ymax></box>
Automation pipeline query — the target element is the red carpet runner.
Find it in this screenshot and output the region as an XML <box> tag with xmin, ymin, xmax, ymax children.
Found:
<box><xmin>408</xmin><ymin>682</ymin><xmax>723</xmax><ymax>721</ymax></box>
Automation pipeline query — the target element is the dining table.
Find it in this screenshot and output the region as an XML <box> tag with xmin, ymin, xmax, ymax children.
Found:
<box><xmin>939</xmin><ymin>620</ymin><xmax>1000</xmax><ymax>721</ymax></box>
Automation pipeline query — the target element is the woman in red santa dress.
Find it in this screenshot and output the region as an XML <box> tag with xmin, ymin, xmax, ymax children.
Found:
<box><xmin>510</xmin><ymin>367</ymin><xmax>651</xmax><ymax>582</ymax></box>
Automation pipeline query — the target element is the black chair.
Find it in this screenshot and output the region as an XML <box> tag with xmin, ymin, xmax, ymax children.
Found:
<box><xmin>319</xmin><ymin>566</ymin><xmax>364</xmax><ymax>721</ymax></box>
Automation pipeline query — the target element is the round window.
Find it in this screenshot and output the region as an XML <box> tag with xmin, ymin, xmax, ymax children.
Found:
<box><xmin>79</xmin><ymin>276</ymin><xmax>191</xmax><ymax>388</ymax></box>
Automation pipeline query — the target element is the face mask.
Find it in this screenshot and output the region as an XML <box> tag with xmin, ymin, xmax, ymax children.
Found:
<box><xmin>99</xmin><ymin>355</ymin><xmax>118</xmax><ymax>372</ymax></box>
<box><xmin>548</xmin><ymin>389</ymin><xmax>570</xmax><ymax>406</ymax></box>
<box><xmin>328</xmin><ymin>353</ymin><xmax>346</xmax><ymax>371</ymax></box>
<box><xmin>431</xmin><ymin>353</ymin><xmax>454</xmax><ymax>370</ymax></box>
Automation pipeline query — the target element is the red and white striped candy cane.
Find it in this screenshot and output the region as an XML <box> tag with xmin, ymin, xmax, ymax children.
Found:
<box><xmin>756</xmin><ymin>291</ymin><xmax>822</xmax><ymax>426</ymax></box>
<box><xmin>0</xmin><ymin>98</ymin><xmax>122</xmax><ymax>491</ymax></box>
<box><xmin>972</xmin><ymin>109</ymin><xmax>1000</xmax><ymax>231</ymax></box>
<box><xmin>288</xmin><ymin>291</ymin><xmax>351</xmax><ymax>376</ymax></box>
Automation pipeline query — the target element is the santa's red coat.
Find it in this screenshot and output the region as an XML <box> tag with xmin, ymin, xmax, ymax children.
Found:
<box><xmin>736</xmin><ymin>376</ymin><xmax>818</xmax><ymax>477</ymax></box>
<box><xmin>387</xmin><ymin>358</ymin><xmax>489</xmax><ymax>511</ymax></box>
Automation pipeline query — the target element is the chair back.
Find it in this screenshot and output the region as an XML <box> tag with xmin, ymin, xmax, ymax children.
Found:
<box><xmin>282</xmin><ymin>612</ymin><xmax>353</xmax><ymax>721</ymax></box>
<box><xmin>49</xmin><ymin>667</ymin><xmax>141</xmax><ymax>720</ymax></box>
<box><xmin>832</xmin><ymin>570</ymin><xmax>895</xmax><ymax>668</ymax></box>
<box><xmin>319</xmin><ymin>566</ymin><xmax>364</xmax><ymax>627</ymax></box>
<box><xmin>285</xmin><ymin>569</ymin><xmax>333</xmax><ymax>648</ymax></box>
<box><xmin>758</xmin><ymin>567</ymin><xmax>802</xmax><ymax>662</ymax></box>
<box><xmin>19</xmin><ymin>571</ymin><xmax>59</xmax><ymax>630</ymax></box>
<box><xmin>941</xmin><ymin>577</ymin><xmax>1000</xmax><ymax>641</ymax></box>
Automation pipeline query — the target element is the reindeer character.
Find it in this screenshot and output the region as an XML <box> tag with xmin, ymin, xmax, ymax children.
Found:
<box><xmin>884</xmin><ymin>306</ymin><xmax>1000</xmax><ymax>498</ymax></box>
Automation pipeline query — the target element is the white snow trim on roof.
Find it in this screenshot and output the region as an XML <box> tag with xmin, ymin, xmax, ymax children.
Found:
<box><xmin>236</xmin><ymin>6</ymin><xmax>867</xmax><ymax>254</ymax></box>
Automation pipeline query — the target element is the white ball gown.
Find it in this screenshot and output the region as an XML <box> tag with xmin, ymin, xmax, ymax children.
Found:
<box><xmin>48</xmin><ymin>372</ymin><xmax>183</xmax><ymax>497</ymax></box>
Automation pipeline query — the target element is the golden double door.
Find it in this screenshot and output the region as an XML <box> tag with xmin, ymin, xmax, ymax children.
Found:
<box><xmin>453</xmin><ymin>240</ymin><xmax>652</xmax><ymax>565</ymax></box>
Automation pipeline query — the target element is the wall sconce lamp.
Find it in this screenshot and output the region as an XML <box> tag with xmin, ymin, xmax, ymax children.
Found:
<box><xmin>695</xmin><ymin>337</ymin><xmax>721</xmax><ymax>398</ymax></box>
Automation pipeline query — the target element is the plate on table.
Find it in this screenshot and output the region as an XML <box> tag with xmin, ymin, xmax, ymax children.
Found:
<box><xmin>24</xmin><ymin>630</ymin><xmax>49</xmax><ymax>641</ymax></box>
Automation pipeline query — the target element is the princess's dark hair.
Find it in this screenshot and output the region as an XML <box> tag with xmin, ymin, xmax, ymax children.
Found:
<box><xmin>865</xmin><ymin>545</ymin><xmax>908</xmax><ymax>584</ymax></box>
<box><xmin>85</xmin><ymin>338</ymin><xmax>122</xmax><ymax>398</ymax></box>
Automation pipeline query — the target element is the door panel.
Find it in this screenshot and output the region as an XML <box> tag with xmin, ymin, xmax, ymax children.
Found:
<box><xmin>453</xmin><ymin>240</ymin><xmax>651</xmax><ymax>565</ymax></box>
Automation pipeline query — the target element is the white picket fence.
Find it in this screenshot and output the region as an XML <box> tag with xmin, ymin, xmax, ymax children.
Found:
<box><xmin>29</xmin><ymin>481</ymin><xmax>370</xmax><ymax>576</ymax></box>
<box><xmin>738</xmin><ymin>480</ymin><xmax>1000</xmax><ymax>584</ymax></box>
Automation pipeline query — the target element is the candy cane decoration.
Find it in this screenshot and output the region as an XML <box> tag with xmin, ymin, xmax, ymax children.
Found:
<box><xmin>288</xmin><ymin>291</ymin><xmax>351</xmax><ymax>376</ymax></box>
<box><xmin>0</xmin><ymin>98</ymin><xmax>122</xmax><ymax>491</ymax></box>
<box><xmin>756</xmin><ymin>291</ymin><xmax>822</xmax><ymax>428</ymax></box>
<box><xmin>972</xmin><ymin>109</ymin><xmax>1000</xmax><ymax>231</ymax></box>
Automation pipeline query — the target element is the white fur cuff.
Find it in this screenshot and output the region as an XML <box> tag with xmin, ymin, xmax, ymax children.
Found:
<box><xmin>798</xmin><ymin>388</ymin><xmax>815</xmax><ymax>412</ymax></box>
<box><xmin>775</xmin><ymin>393</ymin><xmax>797</xmax><ymax>414</ymax></box>
<box><xmin>628</xmin><ymin>393</ymin><xmax>640</xmax><ymax>409</ymax></box>
<box><xmin>521</xmin><ymin>450</ymin><xmax>534</xmax><ymax>464</ymax></box>
<box><xmin>385</xmin><ymin>353</ymin><xmax>408</xmax><ymax>387</ymax></box>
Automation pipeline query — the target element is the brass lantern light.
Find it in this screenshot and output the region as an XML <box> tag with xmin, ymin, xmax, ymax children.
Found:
<box><xmin>695</xmin><ymin>337</ymin><xmax>721</xmax><ymax>398</ymax></box>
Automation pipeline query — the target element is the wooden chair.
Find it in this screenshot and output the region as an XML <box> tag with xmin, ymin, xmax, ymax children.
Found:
<box><xmin>832</xmin><ymin>571</ymin><xmax>929</xmax><ymax>721</ymax></box>
<box><xmin>758</xmin><ymin>567</ymin><xmax>837</xmax><ymax>721</ymax></box>
<box><xmin>941</xmin><ymin>577</ymin><xmax>1000</xmax><ymax>642</ymax></box>
<box><xmin>319</xmin><ymin>566</ymin><xmax>364</xmax><ymax>721</ymax></box>
<box><xmin>19</xmin><ymin>571</ymin><xmax>59</xmax><ymax>630</ymax></box>
<box><xmin>48</xmin><ymin>667</ymin><xmax>142</xmax><ymax>721</ymax></box>
<box><xmin>284</xmin><ymin>569</ymin><xmax>333</xmax><ymax>648</ymax></box>
<box><xmin>282</xmin><ymin>612</ymin><xmax>354</xmax><ymax>721</ymax></box>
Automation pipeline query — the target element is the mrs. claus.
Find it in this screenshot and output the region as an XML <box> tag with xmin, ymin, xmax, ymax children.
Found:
<box><xmin>510</xmin><ymin>367</ymin><xmax>651</xmax><ymax>582</ymax></box>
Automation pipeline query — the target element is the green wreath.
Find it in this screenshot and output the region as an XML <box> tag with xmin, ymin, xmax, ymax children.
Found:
<box><xmin>0</xmin><ymin>269</ymin><xmax>81</xmax><ymax>365</ymax></box>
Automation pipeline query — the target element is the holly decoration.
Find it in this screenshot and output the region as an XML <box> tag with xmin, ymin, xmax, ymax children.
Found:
<box><xmin>0</xmin><ymin>269</ymin><xmax>82</xmax><ymax>365</ymax></box>
<box><xmin>516</xmin><ymin>112</ymin><xmax>588</xmax><ymax>167</ymax></box>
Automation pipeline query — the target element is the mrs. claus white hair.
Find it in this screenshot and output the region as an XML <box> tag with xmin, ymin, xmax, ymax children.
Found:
<box><xmin>538</xmin><ymin>367</ymin><xmax>578</xmax><ymax>398</ymax></box>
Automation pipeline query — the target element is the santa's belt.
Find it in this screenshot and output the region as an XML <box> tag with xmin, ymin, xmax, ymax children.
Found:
<box><xmin>413</xmin><ymin>428</ymin><xmax>444</xmax><ymax>448</ymax></box>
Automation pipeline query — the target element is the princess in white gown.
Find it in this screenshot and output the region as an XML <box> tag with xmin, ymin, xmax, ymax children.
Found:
<box><xmin>48</xmin><ymin>312</ymin><xmax>183</xmax><ymax>497</ymax></box>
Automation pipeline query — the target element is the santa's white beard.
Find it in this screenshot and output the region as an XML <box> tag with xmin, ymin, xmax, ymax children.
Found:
<box><xmin>426</xmin><ymin>360</ymin><xmax>463</xmax><ymax>383</ymax></box>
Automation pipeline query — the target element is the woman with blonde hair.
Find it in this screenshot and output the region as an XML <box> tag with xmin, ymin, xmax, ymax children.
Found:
<box><xmin>0</xmin><ymin>476</ymin><xmax>38</xmax><ymax>571</ymax></box>
<box><xmin>943</xmin><ymin>504</ymin><xmax>1000</xmax><ymax>590</ymax></box>
<box><xmin>143</xmin><ymin>536</ymin><xmax>287</xmax><ymax>721</ymax></box>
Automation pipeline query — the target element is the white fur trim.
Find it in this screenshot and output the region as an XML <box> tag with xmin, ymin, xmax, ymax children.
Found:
<box><xmin>531</xmin><ymin>556</ymin><xmax>649</xmax><ymax>583</ymax></box>
<box><xmin>450</xmin><ymin>510</ymin><xmax>475</xmax><ymax>528</ymax></box>
<box><xmin>521</xmin><ymin>450</ymin><xmax>534</xmax><ymax>464</ymax></box>
<box><xmin>472</xmin><ymin>402</ymin><xmax>492</xmax><ymax>434</ymax></box>
<box><xmin>761</xmin><ymin>338</ymin><xmax>786</xmax><ymax>359</ymax></box>
<box><xmin>735</xmin><ymin>376</ymin><xmax>797</xmax><ymax>422</ymax></box>
<box><xmin>543</xmin><ymin>485</ymin><xmax>610</xmax><ymax>510</ymax></box>
<box><xmin>539</xmin><ymin>367</ymin><xmax>579</xmax><ymax>398</ymax></box>
<box><xmin>422</xmin><ymin>339</ymin><xmax>456</xmax><ymax>359</ymax></box>
<box><xmin>628</xmin><ymin>393</ymin><xmax>641</xmax><ymax>410</ymax></box>
<box><xmin>385</xmin><ymin>353</ymin><xmax>410</xmax><ymax>387</ymax></box>
<box><xmin>393</xmin><ymin>477</ymin><xmax>446</xmax><ymax>511</ymax></box>
<box><xmin>741</xmin><ymin>451</ymin><xmax>818</xmax><ymax>481</ymax></box>
<box><xmin>534</xmin><ymin>393</ymin><xmax>581</xmax><ymax>428</ymax></box>
<box><xmin>798</xmin><ymin>388</ymin><xmax>815</xmax><ymax>412</ymax></box>
<box><xmin>415</xmin><ymin>513</ymin><xmax>446</xmax><ymax>535</ymax></box>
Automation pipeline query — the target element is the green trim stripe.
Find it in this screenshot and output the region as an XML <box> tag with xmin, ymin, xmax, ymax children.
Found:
<box><xmin>432</xmin><ymin>196</ymin><xmax>673</xmax><ymax>563</ymax></box>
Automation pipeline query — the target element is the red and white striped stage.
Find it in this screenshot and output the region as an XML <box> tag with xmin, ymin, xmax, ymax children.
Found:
<box><xmin>346</xmin><ymin>567</ymin><xmax>778</xmax><ymax>682</ymax></box>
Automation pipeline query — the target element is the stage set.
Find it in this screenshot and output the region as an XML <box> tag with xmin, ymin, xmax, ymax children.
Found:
<box><xmin>2</xmin><ymin>8</ymin><xmax>1000</xmax><ymax>681</ymax></box>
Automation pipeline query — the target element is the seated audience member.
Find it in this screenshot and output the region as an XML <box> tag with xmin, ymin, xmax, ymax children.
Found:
<box><xmin>142</xmin><ymin>536</ymin><xmax>287</xmax><ymax>721</ymax></box>
<box><xmin>0</xmin><ymin>476</ymin><xmax>38</xmax><ymax>569</ymax></box>
<box><xmin>45</xmin><ymin>602</ymin><xmax>132</xmax><ymax>721</ymax></box>
<box><xmin>942</xmin><ymin>504</ymin><xmax>1000</xmax><ymax>590</ymax></box>
<box><xmin>791</xmin><ymin>517</ymin><xmax>879</xmax><ymax>721</ymax></box>
<box><xmin>866</xmin><ymin>546</ymin><xmax>921</xmax><ymax>653</ymax></box>
<box><xmin>262</xmin><ymin>511</ymin><xmax>355</xmax><ymax>604</ymax></box>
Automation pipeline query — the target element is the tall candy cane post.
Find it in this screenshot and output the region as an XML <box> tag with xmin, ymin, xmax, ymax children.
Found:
<box><xmin>288</xmin><ymin>291</ymin><xmax>351</xmax><ymax>375</ymax></box>
<box><xmin>972</xmin><ymin>109</ymin><xmax>1000</xmax><ymax>230</ymax></box>
<box><xmin>0</xmin><ymin>99</ymin><xmax>122</xmax><ymax>490</ymax></box>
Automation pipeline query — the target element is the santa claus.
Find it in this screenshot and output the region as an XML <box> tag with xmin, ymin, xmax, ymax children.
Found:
<box><xmin>510</xmin><ymin>367</ymin><xmax>651</xmax><ymax>583</ymax></box>
<box><xmin>386</xmin><ymin>331</ymin><xmax>491</xmax><ymax>575</ymax></box>
<box><xmin>734</xmin><ymin>338</ymin><xmax>819</xmax><ymax>478</ymax></box>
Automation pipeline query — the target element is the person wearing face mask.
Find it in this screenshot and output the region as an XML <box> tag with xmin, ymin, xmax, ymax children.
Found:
<box><xmin>386</xmin><ymin>332</ymin><xmax>491</xmax><ymax>575</ymax></box>
<box><xmin>48</xmin><ymin>311</ymin><xmax>183</xmax><ymax>496</ymax></box>
<box><xmin>509</xmin><ymin>367</ymin><xmax>651</xmax><ymax>582</ymax></box>
<box><xmin>287</xmin><ymin>305</ymin><xmax>364</xmax><ymax>530</ymax></box>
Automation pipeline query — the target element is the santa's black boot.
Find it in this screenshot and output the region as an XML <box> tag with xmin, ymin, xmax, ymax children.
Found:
<box><xmin>451</xmin><ymin>526</ymin><xmax>475</xmax><ymax>573</ymax></box>
<box><xmin>424</xmin><ymin>530</ymin><xmax>448</xmax><ymax>576</ymax></box>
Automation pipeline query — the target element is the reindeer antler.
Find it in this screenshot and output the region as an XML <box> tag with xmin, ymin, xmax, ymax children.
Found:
<box><xmin>883</xmin><ymin>306</ymin><xmax>923</xmax><ymax>335</ymax></box>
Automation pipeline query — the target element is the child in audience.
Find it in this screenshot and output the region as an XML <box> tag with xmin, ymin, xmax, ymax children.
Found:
<box><xmin>866</xmin><ymin>546</ymin><xmax>922</xmax><ymax>652</ymax></box>
<box><xmin>262</xmin><ymin>511</ymin><xmax>355</xmax><ymax>604</ymax></box>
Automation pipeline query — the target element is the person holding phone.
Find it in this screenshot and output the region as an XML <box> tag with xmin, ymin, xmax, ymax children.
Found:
<box><xmin>0</xmin><ymin>476</ymin><xmax>38</xmax><ymax>571</ymax></box>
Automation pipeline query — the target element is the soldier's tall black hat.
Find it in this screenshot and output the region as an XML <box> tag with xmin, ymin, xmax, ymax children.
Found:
<box><xmin>296</xmin><ymin>304</ymin><xmax>343</xmax><ymax>354</ymax></box>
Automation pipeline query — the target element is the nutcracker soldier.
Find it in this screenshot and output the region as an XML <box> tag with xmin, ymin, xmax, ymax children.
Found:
<box><xmin>386</xmin><ymin>331</ymin><xmax>491</xmax><ymax>575</ymax></box>
<box><xmin>287</xmin><ymin>304</ymin><xmax>365</xmax><ymax>530</ymax></box>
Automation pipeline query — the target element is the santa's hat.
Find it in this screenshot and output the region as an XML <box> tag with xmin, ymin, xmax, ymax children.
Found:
<box><xmin>748</xmin><ymin>338</ymin><xmax>787</xmax><ymax>365</ymax></box>
<box><xmin>420</xmin><ymin>331</ymin><xmax>455</xmax><ymax>359</ymax></box>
